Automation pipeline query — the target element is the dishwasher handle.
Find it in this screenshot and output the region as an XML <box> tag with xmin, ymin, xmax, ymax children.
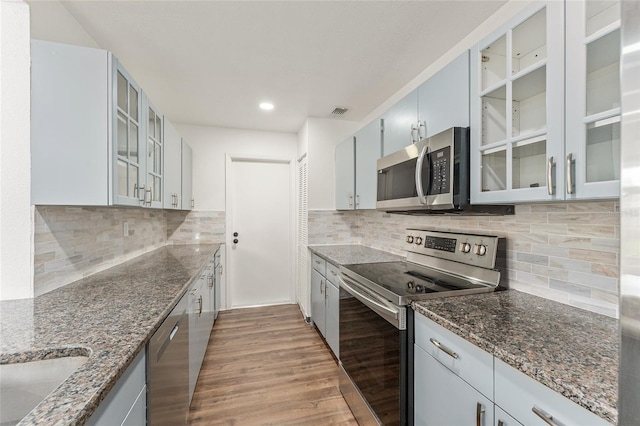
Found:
<box><xmin>156</xmin><ymin>312</ymin><xmax>186</xmax><ymax>363</ymax></box>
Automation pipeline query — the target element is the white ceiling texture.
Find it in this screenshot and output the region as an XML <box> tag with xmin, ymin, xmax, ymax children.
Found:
<box><xmin>47</xmin><ymin>1</ymin><xmax>507</xmax><ymax>133</ymax></box>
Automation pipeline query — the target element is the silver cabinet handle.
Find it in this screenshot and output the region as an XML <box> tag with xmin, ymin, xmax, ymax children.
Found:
<box><xmin>410</xmin><ymin>123</ymin><xmax>419</xmax><ymax>144</ymax></box>
<box><xmin>418</xmin><ymin>120</ymin><xmax>426</xmax><ymax>139</ymax></box>
<box><xmin>566</xmin><ymin>153</ymin><xmax>574</xmax><ymax>194</ymax></box>
<box><xmin>429</xmin><ymin>338</ymin><xmax>459</xmax><ymax>359</ymax></box>
<box><xmin>476</xmin><ymin>402</ymin><xmax>485</xmax><ymax>426</ymax></box>
<box><xmin>355</xmin><ymin>194</ymin><xmax>360</xmax><ymax>208</ymax></box>
<box><xmin>208</xmin><ymin>274</ymin><xmax>214</xmax><ymax>288</ymax></box>
<box><xmin>547</xmin><ymin>156</ymin><xmax>555</xmax><ymax>195</ymax></box>
<box><xmin>197</xmin><ymin>295</ymin><xmax>203</xmax><ymax>315</ymax></box>
<box><xmin>320</xmin><ymin>280</ymin><xmax>324</xmax><ymax>294</ymax></box>
<box><xmin>136</xmin><ymin>184</ymin><xmax>146</xmax><ymax>202</ymax></box>
<box><xmin>325</xmin><ymin>284</ymin><xmax>329</xmax><ymax>299</ymax></box>
<box><xmin>497</xmin><ymin>421</ymin><xmax>505</xmax><ymax>426</ymax></box>
<box><xmin>415</xmin><ymin>145</ymin><xmax>428</xmax><ymax>205</ymax></box>
<box><xmin>330</xmin><ymin>270</ymin><xmax>337</xmax><ymax>276</ymax></box>
<box><xmin>191</xmin><ymin>198</ymin><xmax>195</xmax><ymax>208</ymax></box>
<box><xmin>145</xmin><ymin>187</ymin><xmax>152</xmax><ymax>205</ymax></box>
<box><xmin>348</xmin><ymin>195</ymin><xmax>353</xmax><ymax>208</ymax></box>
<box><xmin>314</xmin><ymin>260</ymin><xmax>321</xmax><ymax>265</ymax></box>
<box><xmin>532</xmin><ymin>406</ymin><xmax>560</xmax><ymax>426</ymax></box>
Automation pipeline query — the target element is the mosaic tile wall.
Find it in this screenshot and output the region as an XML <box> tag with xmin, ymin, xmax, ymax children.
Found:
<box><xmin>309</xmin><ymin>201</ymin><xmax>620</xmax><ymax>318</ymax></box>
<box><xmin>167</xmin><ymin>210</ymin><xmax>226</xmax><ymax>245</ymax></box>
<box><xmin>34</xmin><ymin>206</ymin><xmax>167</xmax><ymax>296</ymax></box>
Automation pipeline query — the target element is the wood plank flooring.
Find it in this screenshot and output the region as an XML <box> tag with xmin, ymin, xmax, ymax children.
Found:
<box><xmin>188</xmin><ymin>304</ymin><xmax>358</xmax><ymax>426</ymax></box>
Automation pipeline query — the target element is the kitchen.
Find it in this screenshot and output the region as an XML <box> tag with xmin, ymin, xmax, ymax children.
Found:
<box><xmin>0</xmin><ymin>0</ymin><xmax>638</xmax><ymax>425</ymax></box>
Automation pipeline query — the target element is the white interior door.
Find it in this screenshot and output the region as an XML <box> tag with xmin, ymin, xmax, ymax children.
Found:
<box><xmin>226</xmin><ymin>156</ymin><xmax>294</xmax><ymax>308</ymax></box>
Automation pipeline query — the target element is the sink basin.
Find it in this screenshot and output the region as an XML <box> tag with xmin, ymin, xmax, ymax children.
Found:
<box><xmin>0</xmin><ymin>355</ymin><xmax>89</xmax><ymax>426</ymax></box>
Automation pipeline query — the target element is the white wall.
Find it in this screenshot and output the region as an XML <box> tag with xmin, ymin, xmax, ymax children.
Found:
<box><xmin>303</xmin><ymin>118</ymin><xmax>360</xmax><ymax>210</ymax></box>
<box><xmin>28</xmin><ymin>0</ymin><xmax>99</xmax><ymax>48</ymax></box>
<box><xmin>175</xmin><ymin>124</ymin><xmax>298</xmax><ymax>211</ymax></box>
<box><xmin>0</xmin><ymin>0</ymin><xmax>33</xmax><ymax>300</ymax></box>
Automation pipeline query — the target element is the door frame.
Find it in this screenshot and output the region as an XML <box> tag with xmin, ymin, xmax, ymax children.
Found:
<box><xmin>224</xmin><ymin>153</ymin><xmax>297</xmax><ymax>309</ymax></box>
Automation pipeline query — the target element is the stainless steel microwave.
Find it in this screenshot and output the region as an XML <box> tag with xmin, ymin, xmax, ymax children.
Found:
<box><xmin>376</xmin><ymin>127</ymin><xmax>513</xmax><ymax>215</ymax></box>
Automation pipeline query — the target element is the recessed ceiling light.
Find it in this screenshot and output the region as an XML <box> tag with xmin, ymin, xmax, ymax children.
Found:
<box><xmin>259</xmin><ymin>102</ymin><xmax>274</xmax><ymax>111</ymax></box>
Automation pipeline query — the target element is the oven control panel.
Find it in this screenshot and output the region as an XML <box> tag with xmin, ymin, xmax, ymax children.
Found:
<box><xmin>404</xmin><ymin>229</ymin><xmax>503</xmax><ymax>269</ymax></box>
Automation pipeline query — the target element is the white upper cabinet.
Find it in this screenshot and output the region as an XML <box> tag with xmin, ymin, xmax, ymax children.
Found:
<box><xmin>565</xmin><ymin>0</ymin><xmax>620</xmax><ymax>199</ymax></box>
<box><xmin>470</xmin><ymin>1</ymin><xmax>565</xmax><ymax>204</ymax></box>
<box><xmin>181</xmin><ymin>140</ymin><xmax>194</xmax><ymax>210</ymax></box>
<box><xmin>335</xmin><ymin>136</ymin><xmax>355</xmax><ymax>210</ymax></box>
<box><xmin>335</xmin><ymin>119</ymin><xmax>382</xmax><ymax>210</ymax></box>
<box><xmin>381</xmin><ymin>90</ymin><xmax>418</xmax><ymax>156</ymax></box>
<box><xmin>142</xmin><ymin>95</ymin><xmax>164</xmax><ymax>209</ymax></box>
<box><xmin>113</xmin><ymin>62</ymin><xmax>144</xmax><ymax>207</ymax></box>
<box><xmin>354</xmin><ymin>119</ymin><xmax>382</xmax><ymax>209</ymax></box>
<box><xmin>31</xmin><ymin>40</ymin><xmax>168</xmax><ymax>208</ymax></box>
<box><xmin>417</xmin><ymin>50</ymin><xmax>470</xmax><ymax>139</ymax></box>
<box><xmin>163</xmin><ymin>119</ymin><xmax>182</xmax><ymax>209</ymax></box>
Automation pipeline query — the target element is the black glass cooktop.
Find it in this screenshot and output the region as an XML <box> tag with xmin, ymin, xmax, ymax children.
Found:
<box><xmin>341</xmin><ymin>261</ymin><xmax>494</xmax><ymax>304</ymax></box>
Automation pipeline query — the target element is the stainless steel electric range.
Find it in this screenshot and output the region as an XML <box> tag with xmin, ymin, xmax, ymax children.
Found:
<box><xmin>338</xmin><ymin>229</ymin><xmax>507</xmax><ymax>426</ymax></box>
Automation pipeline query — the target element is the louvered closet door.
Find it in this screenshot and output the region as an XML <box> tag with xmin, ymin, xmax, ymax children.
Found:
<box><xmin>297</xmin><ymin>157</ymin><xmax>309</xmax><ymax>316</ymax></box>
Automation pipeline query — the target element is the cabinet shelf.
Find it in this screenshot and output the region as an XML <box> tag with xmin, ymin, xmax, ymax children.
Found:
<box><xmin>586</xmin><ymin>0</ymin><xmax>620</xmax><ymax>37</ymax></box>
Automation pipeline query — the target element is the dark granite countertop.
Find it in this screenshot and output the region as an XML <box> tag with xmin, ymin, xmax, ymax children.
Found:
<box><xmin>0</xmin><ymin>244</ymin><xmax>219</xmax><ymax>426</ymax></box>
<box><xmin>412</xmin><ymin>291</ymin><xmax>618</xmax><ymax>424</ymax></box>
<box><xmin>308</xmin><ymin>244</ymin><xmax>403</xmax><ymax>266</ymax></box>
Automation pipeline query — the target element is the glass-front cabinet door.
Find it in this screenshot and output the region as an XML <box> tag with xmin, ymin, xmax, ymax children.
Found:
<box><xmin>566</xmin><ymin>0</ymin><xmax>620</xmax><ymax>199</ymax></box>
<box><xmin>113</xmin><ymin>61</ymin><xmax>143</xmax><ymax>206</ymax></box>
<box><xmin>470</xmin><ymin>1</ymin><xmax>565</xmax><ymax>203</ymax></box>
<box><xmin>144</xmin><ymin>95</ymin><xmax>164</xmax><ymax>209</ymax></box>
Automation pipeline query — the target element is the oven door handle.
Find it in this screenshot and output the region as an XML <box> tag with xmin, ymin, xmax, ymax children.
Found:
<box><xmin>338</xmin><ymin>275</ymin><xmax>404</xmax><ymax>330</ymax></box>
<box><xmin>415</xmin><ymin>145</ymin><xmax>429</xmax><ymax>205</ymax></box>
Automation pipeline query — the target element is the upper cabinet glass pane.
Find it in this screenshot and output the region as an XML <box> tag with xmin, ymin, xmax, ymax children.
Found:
<box><xmin>512</xmin><ymin>65</ymin><xmax>547</xmax><ymax>137</ymax></box>
<box><xmin>586</xmin><ymin>119</ymin><xmax>620</xmax><ymax>182</ymax></box>
<box><xmin>586</xmin><ymin>29</ymin><xmax>620</xmax><ymax>116</ymax></box>
<box><xmin>148</xmin><ymin>108</ymin><xmax>155</xmax><ymax>139</ymax></box>
<box><xmin>481</xmin><ymin>85</ymin><xmax>506</xmax><ymax>145</ymax></box>
<box><xmin>129</xmin><ymin>86</ymin><xmax>138</xmax><ymax>121</ymax></box>
<box><xmin>117</xmin><ymin>113</ymin><xmax>127</xmax><ymax>157</ymax></box>
<box><xmin>117</xmin><ymin>72</ymin><xmax>127</xmax><ymax>113</ymax></box>
<box><xmin>585</xmin><ymin>0</ymin><xmax>620</xmax><ymax>37</ymax></box>
<box><xmin>155</xmin><ymin>116</ymin><xmax>162</xmax><ymax>142</ymax></box>
<box><xmin>512</xmin><ymin>8</ymin><xmax>546</xmax><ymax>75</ymax></box>
<box><xmin>481</xmin><ymin>35</ymin><xmax>506</xmax><ymax>91</ymax></box>
<box><xmin>129</xmin><ymin>122</ymin><xmax>138</xmax><ymax>163</ymax></box>
<box><xmin>512</xmin><ymin>138</ymin><xmax>547</xmax><ymax>189</ymax></box>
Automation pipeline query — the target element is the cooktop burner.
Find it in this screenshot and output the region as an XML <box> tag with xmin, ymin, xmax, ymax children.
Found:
<box><xmin>339</xmin><ymin>229</ymin><xmax>506</xmax><ymax>306</ymax></box>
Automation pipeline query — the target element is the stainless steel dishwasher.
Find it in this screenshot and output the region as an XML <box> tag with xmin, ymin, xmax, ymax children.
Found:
<box><xmin>148</xmin><ymin>296</ymin><xmax>189</xmax><ymax>425</ymax></box>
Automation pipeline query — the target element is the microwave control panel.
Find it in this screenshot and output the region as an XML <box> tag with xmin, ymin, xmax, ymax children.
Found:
<box><xmin>428</xmin><ymin>147</ymin><xmax>451</xmax><ymax>195</ymax></box>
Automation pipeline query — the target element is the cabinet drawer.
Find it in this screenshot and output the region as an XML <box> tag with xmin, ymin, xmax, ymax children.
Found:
<box><xmin>311</xmin><ymin>253</ymin><xmax>326</xmax><ymax>276</ymax></box>
<box><xmin>415</xmin><ymin>313</ymin><xmax>493</xmax><ymax>399</ymax></box>
<box><xmin>494</xmin><ymin>358</ymin><xmax>611</xmax><ymax>426</ymax></box>
<box><xmin>325</xmin><ymin>262</ymin><xmax>340</xmax><ymax>285</ymax></box>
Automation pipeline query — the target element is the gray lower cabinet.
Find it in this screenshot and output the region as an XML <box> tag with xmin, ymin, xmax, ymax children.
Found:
<box><xmin>86</xmin><ymin>350</ymin><xmax>146</xmax><ymax>426</ymax></box>
<box><xmin>310</xmin><ymin>253</ymin><xmax>339</xmax><ymax>357</ymax></box>
<box><xmin>415</xmin><ymin>314</ymin><xmax>612</xmax><ymax>426</ymax></box>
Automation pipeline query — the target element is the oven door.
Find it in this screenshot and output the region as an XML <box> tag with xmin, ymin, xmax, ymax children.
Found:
<box><xmin>338</xmin><ymin>274</ymin><xmax>412</xmax><ymax>426</ymax></box>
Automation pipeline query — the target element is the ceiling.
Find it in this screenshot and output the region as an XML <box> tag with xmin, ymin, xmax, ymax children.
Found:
<box><xmin>37</xmin><ymin>1</ymin><xmax>507</xmax><ymax>133</ymax></box>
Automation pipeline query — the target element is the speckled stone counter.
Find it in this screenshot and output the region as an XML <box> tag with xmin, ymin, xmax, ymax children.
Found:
<box><xmin>308</xmin><ymin>244</ymin><xmax>403</xmax><ymax>266</ymax></box>
<box><xmin>412</xmin><ymin>291</ymin><xmax>618</xmax><ymax>423</ymax></box>
<box><xmin>0</xmin><ymin>244</ymin><xmax>219</xmax><ymax>426</ymax></box>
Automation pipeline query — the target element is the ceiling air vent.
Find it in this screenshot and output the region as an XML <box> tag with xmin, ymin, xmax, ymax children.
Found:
<box><xmin>329</xmin><ymin>106</ymin><xmax>350</xmax><ymax>118</ymax></box>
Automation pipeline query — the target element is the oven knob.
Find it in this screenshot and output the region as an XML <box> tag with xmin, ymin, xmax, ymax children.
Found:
<box><xmin>474</xmin><ymin>244</ymin><xmax>487</xmax><ymax>256</ymax></box>
<box><xmin>459</xmin><ymin>242</ymin><xmax>472</xmax><ymax>253</ymax></box>
<box><xmin>406</xmin><ymin>236</ymin><xmax>414</xmax><ymax>244</ymax></box>
<box><xmin>415</xmin><ymin>284</ymin><xmax>424</xmax><ymax>292</ymax></box>
<box><xmin>407</xmin><ymin>281</ymin><xmax>415</xmax><ymax>289</ymax></box>
<box><xmin>415</xmin><ymin>236</ymin><xmax>423</xmax><ymax>245</ymax></box>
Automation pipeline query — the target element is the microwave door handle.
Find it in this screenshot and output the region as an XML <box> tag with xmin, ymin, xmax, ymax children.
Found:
<box><xmin>415</xmin><ymin>145</ymin><xmax>428</xmax><ymax>205</ymax></box>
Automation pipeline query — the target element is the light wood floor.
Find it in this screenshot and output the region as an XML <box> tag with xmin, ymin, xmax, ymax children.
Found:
<box><xmin>188</xmin><ymin>304</ymin><xmax>358</xmax><ymax>426</ymax></box>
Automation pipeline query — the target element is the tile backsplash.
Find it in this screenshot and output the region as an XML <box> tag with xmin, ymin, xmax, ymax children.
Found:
<box><xmin>33</xmin><ymin>207</ymin><xmax>226</xmax><ymax>296</ymax></box>
<box><xmin>34</xmin><ymin>206</ymin><xmax>167</xmax><ymax>296</ymax></box>
<box><xmin>309</xmin><ymin>201</ymin><xmax>620</xmax><ymax>318</ymax></box>
<box><xmin>167</xmin><ymin>210</ymin><xmax>225</xmax><ymax>245</ymax></box>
